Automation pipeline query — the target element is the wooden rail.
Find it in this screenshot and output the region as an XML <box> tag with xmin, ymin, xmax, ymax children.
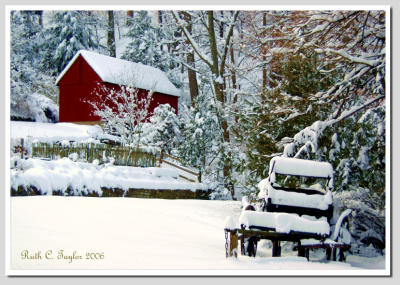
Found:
<box><xmin>158</xmin><ymin>150</ymin><xmax>201</xmax><ymax>183</ymax></box>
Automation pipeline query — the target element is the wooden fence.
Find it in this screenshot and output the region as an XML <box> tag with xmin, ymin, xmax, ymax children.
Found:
<box><xmin>29</xmin><ymin>141</ymin><xmax>201</xmax><ymax>182</ymax></box>
<box><xmin>32</xmin><ymin>142</ymin><xmax>158</xmax><ymax>167</ymax></box>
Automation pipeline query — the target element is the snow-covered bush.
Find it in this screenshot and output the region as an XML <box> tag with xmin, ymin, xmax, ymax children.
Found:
<box><xmin>88</xmin><ymin>83</ymin><xmax>153</xmax><ymax>147</ymax></box>
<box><xmin>25</xmin><ymin>93</ymin><xmax>59</xmax><ymax>123</ymax></box>
<box><xmin>209</xmin><ymin>184</ymin><xmax>233</xmax><ymax>200</ymax></box>
<box><xmin>141</xmin><ymin>104</ymin><xmax>181</xmax><ymax>153</ymax></box>
<box><xmin>333</xmin><ymin>187</ymin><xmax>385</xmax><ymax>254</ymax></box>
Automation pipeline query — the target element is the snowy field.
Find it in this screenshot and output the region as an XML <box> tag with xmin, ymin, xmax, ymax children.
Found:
<box><xmin>9</xmin><ymin>196</ymin><xmax>385</xmax><ymax>275</ymax></box>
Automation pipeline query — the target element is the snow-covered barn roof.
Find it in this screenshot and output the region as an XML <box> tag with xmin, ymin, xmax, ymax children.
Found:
<box><xmin>56</xmin><ymin>50</ymin><xmax>181</xmax><ymax>97</ymax></box>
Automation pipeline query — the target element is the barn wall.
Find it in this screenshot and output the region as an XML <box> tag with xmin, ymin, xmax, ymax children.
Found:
<box><xmin>151</xmin><ymin>93</ymin><xmax>179</xmax><ymax>115</ymax></box>
<box><xmin>58</xmin><ymin>55</ymin><xmax>103</xmax><ymax>122</ymax></box>
<box><xmin>57</xmin><ymin>56</ymin><xmax>81</xmax><ymax>85</ymax></box>
<box><xmin>59</xmin><ymin>83</ymin><xmax>103</xmax><ymax>122</ymax></box>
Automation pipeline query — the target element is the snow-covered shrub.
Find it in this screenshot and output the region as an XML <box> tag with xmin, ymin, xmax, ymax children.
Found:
<box><xmin>88</xmin><ymin>83</ymin><xmax>153</xmax><ymax>147</ymax></box>
<box><xmin>141</xmin><ymin>104</ymin><xmax>181</xmax><ymax>153</ymax></box>
<box><xmin>25</xmin><ymin>93</ymin><xmax>59</xmax><ymax>123</ymax></box>
<box><xmin>68</xmin><ymin>153</ymin><xmax>79</xmax><ymax>162</ymax></box>
<box><xmin>209</xmin><ymin>184</ymin><xmax>232</xmax><ymax>200</ymax></box>
<box><xmin>333</xmin><ymin>187</ymin><xmax>385</xmax><ymax>254</ymax></box>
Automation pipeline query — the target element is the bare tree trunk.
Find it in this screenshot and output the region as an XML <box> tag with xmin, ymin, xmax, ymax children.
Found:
<box><xmin>187</xmin><ymin>54</ymin><xmax>199</xmax><ymax>106</ymax></box>
<box><xmin>219</xmin><ymin>11</ymin><xmax>225</xmax><ymax>38</ymax></box>
<box><xmin>182</xmin><ymin>12</ymin><xmax>199</xmax><ymax>106</ymax></box>
<box><xmin>207</xmin><ymin>11</ymin><xmax>233</xmax><ymax>197</ymax></box>
<box><xmin>158</xmin><ymin>10</ymin><xmax>163</xmax><ymax>24</ymax></box>
<box><xmin>207</xmin><ymin>11</ymin><xmax>223</xmax><ymax>105</ymax></box>
<box><xmin>107</xmin><ymin>11</ymin><xmax>116</xmax><ymax>57</ymax></box>
<box><xmin>231</xmin><ymin>47</ymin><xmax>239</xmax><ymax>123</ymax></box>
<box><xmin>35</xmin><ymin>11</ymin><xmax>43</xmax><ymax>26</ymax></box>
<box><xmin>262</xmin><ymin>12</ymin><xmax>268</xmax><ymax>90</ymax></box>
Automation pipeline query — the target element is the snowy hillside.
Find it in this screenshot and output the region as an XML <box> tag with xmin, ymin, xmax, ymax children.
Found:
<box><xmin>9</xmin><ymin>196</ymin><xmax>386</xmax><ymax>274</ymax></box>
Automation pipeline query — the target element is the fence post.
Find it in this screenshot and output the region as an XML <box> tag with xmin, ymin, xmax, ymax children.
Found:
<box><xmin>158</xmin><ymin>150</ymin><xmax>164</xmax><ymax>167</ymax></box>
<box><xmin>20</xmin><ymin>138</ymin><xmax>24</xmax><ymax>159</ymax></box>
<box><xmin>229</xmin><ymin>230</ymin><xmax>238</xmax><ymax>258</ymax></box>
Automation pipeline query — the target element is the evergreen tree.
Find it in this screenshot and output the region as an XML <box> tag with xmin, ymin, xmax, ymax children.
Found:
<box><xmin>10</xmin><ymin>10</ymin><xmax>58</xmax><ymax>121</ymax></box>
<box><xmin>122</xmin><ymin>11</ymin><xmax>167</xmax><ymax>71</ymax></box>
<box><xmin>232</xmin><ymin>50</ymin><xmax>337</xmax><ymax>194</ymax></box>
<box><xmin>283</xmin><ymin>102</ymin><xmax>386</xmax><ymax>207</ymax></box>
<box><xmin>41</xmin><ymin>11</ymin><xmax>98</xmax><ymax>75</ymax></box>
<box><xmin>10</xmin><ymin>11</ymin><xmax>42</xmax><ymax>119</ymax></box>
<box><xmin>278</xmin><ymin>48</ymin><xmax>341</xmax><ymax>97</ymax></box>
<box><xmin>234</xmin><ymin>10</ymin><xmax>385</xmax><ymax>197</ymax></box>
<box><xmin>178</xmin><ymin>92</ymin><xmax>221</xmax><ymax>182</ymax></box>
<box><xmin>142</xmin><ymin>104</ymin><xmax>181</xmax><ymax>154</ymax></box>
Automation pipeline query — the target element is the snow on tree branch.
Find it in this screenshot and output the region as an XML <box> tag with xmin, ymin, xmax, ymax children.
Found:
<box><xmin>171</xmin><ymin>11</ymin><xmax>213</xmax><ymax>68</ymax></box>
<box><xmin>88</xmin><ymin>83</ymin><xmax>154</xmax><ymax>146</ymax></box>
<box><xmin>283</xmin><ymin>95</ymin><xmax>385</xmax><ymax>158</ymax></box>
<box><xmin>219</xmin><ymin>11</ymin><xmax>240</xmax><ymax>75</ymax></box>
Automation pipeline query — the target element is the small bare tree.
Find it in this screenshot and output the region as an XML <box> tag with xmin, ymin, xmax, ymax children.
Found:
<box><xmin>89</xmin><ymin>82</ymin><xmax>153</xmax><ymax>146</ymax></box>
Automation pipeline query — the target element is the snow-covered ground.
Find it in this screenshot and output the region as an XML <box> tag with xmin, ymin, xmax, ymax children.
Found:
<box><xmin>8</xmin><ymin>196</ymin><xmax>386</xmax><ymax>275</ymax></box>
<box><xmin>8</xmin><ymin>121</ymin><xmax>388</xmax><ymax>275</ymax></box>
<box><xmin>11</xmin><ymin>157</ymin><xmax>208</xmax><ymax>194</ymax></box>
<box><xmin>10</xmin><ymin>121</ymin><xmax>100</xmax><ymax>141</ymax></box>
<box><xmin>10</xmin><ymin>121</ymin><xmax>208</xmax><ymax>192</ymax></box>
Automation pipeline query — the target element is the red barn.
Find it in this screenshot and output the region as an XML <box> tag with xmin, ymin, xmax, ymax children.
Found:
<box><xmin>56</xmin><ymin>50</ymin><xmax>180</xmax><ymax>124</ymax></box>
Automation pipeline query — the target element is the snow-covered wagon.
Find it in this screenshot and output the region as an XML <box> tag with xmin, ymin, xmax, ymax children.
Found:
<box><xmin>224</xmin><ymin>157</ymin><xmax>352</xmax><ymax>261</ymax></box>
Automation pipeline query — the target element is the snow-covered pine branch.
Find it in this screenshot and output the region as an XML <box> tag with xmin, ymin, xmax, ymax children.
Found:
<box><xmin>283</xmin><ymin>95</ymin><xmax>385</xmax><ymax>158</ymax></box>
